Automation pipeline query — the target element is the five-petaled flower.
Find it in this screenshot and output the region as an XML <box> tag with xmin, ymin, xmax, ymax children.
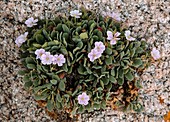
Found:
<box><xmin>35</xmin><ymin>49</ymin><xmax>46</xmax><ymax>59</ymax></box>
<box><xmin>103</xmin><ymin>12</ymin><xmax>121</xmax><ymax>21</ymax></box>
<box><xmin>88</xmin><ymin>49</ymin><xmax>101</xmax><ymax>62</ymax></box>
<box><xmin>125</xmin><ymin>30</ymin><xmax>135</xmax><ymax>41</ymax></box>
<box><xmin>25</xmin><ymin>17</ymin><xmax>38</xmax><ymax>27</ymax></box>
<box><xmin>94</xmin><ymin>41</ymin><xmax>105</xmax><ymax>54</ymax></box>
<box><xmin>41</xmin><ymin>52</ymin><xmax>53</xmax><ymax>65</ymax></box>
<box><xmin>52</xmin><ymin>54</ymin><xmax>66</xmax><ymax>66</ymax></box>
<box><xmin>151</xmin><ymin>47</ymin><xmax>161</xmax><ymax>60</ymax></box>
<box><xmin>70</xmin><ymin>10</ymin><xmax>82</xmax><ymax>18</ymax></box>
<box><xmin>78</xmin><ymin>92</ymin><xmax>90</xmax><ymax>105</ymax></box>
<box><xmin>107</xmin><ymin>31</ymin><xmax>121</xmax><ymax>45</ymax></box>
<box><xmin>15</xmin><ymin>32</ymin><xmax>28</xmax><ymax>47</ymax></box>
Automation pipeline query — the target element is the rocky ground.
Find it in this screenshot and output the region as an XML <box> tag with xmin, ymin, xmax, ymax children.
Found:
<box><xmin>0</xmin><ymin>0</ymin><xmax>169</xmax><ymax>122</ymax></box>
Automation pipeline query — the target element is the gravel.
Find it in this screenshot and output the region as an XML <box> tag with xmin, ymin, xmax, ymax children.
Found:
<box><xmin>0</xmin><ymin>0</ymin><xmax>169</xmax><ymax>121</ymax></box>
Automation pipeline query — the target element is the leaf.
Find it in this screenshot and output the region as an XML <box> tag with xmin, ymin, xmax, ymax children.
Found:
<box><xmin>132</xmin><ymin>103</ymin><xmax>143</xmax><ymax>112</ymax></box>
<box><xmin>26</xmin><ymin>57</ymin><xmax>35</xmax><ymax>64</ymax></box>
<box><xmin>34</xmin><ymin>92</ymin><xmax>49</xmax><ymax>100</ymax></box>
<box><xmin>62</xmin><ymin>63</ymin><xmax>68</xmax><ymax>72</ymax></box>
<box><xmin>136</xmin><ymin>47</ymin><xmax>143</xmax><ymax>54</ymax></box>
<box><xmin>132</xmin><ymin>58</ymin><xmax>143</xmax><ymax>68</ymax></box>
<box><xmin>47</xmin><ymin>100</ymin><xmax>54</xmax><ymax>111</ymax></box>
<box><xmin>56</xmin><ymin>93</ymin><xmax>62</xmax><ymax>102</ymax></box>
<box><xmin>109</xmin><ymin>76</ymin><xmax>117</xmax><ymax>83</ymax></box>
<box><xmin>78</xmin><ymin>65</ymin><xmax>86</xmax><ymax>75</ymax></box>
<box><xmin>27</xmin><ymin>64</ymin><xmax>36</xmax><ymax>69</ymax></box>
<box><xmin>106</xmin><ymin>83</ymin><xmax>112</xmax><ymax>91</ymax></box>
<box><xmin>105</xmin><ymin>47</ymin><xmax>112</xmax><ymax>55</ymax></box>
<box><xmin>164</xmin><ymin>111</ymin><xmax>170</xmax><ymax>121</ymax></box>
<box><xmin>80</xmin><ymin>32</ymin><xmax>88</xmax><ymax>39</ymax></box>
<box><xmin>101</xmin><ymin>100</ymin><xmax>106</xmax><ymax>109</ymax></box>
<box><xmin>43</xmin><ymin>29</ymin><xmax>51</xmax><ymax>41</ymax></box>
<box><xmin>125</xmin><ymin>71</ymin><xmax>134</xmax><ymax>81</ymax></box>
<box><xmin>130</xmin><ymin>48</ymin><xmax>135</xmax><ymax>57</ymax></box>
<box><xmin>18</xmin><ymin>70</ymin><xmax>28</xmax><ymax>76</ymax></box>
<box><xmin>36</xmin><ymin>34</ymin><xmax>45</xmax><ymax>44</ymax></box>
<box><xmin>23</xmin><ymin>75</ymin><xmax>30</xmax><ymax>82</ymax></box>
<box><xmin>111</xmin><ymin>68</ymin><xmax>115</xmax><ymax>76</ymax></box>
<box><xmin>78</xmin><ymin>106</ymin><xmax>85</xmax><ymax>113</ymax></box>
<box><xmin>135</xmin><ymin>80</ymin><xmax>142</xmax><ymax>88</ymax></box>
<box><xmin>24</xmin><ymin>81</ymin><xmax>32</xmax><ymax>89</ymax></box>
<box><xmin>117</xmin><ymin>78</ymin><xmax>124</xmax><ymax>85</ymax></box>
<box><xmin>33</xmin><ymin>43</ymin><xmax>42</xmax><ymax>48</ymax></box>
<box><xmin>62</xmin><ymin>24</ymin><xmax>70</xmax><ymax>33</ymax></box>
<box><xmin>92</xmin><ymin>65</ymin><xmax>102</xmax><ymax>69</ymax></box>
<box><xmin>102</xmin><ymin>78</ymin><xmax>109</xmax><ymax>85</ymax></box>
<box><xmin>50</xmin><ymin>80</ymin><xmax>57</xmax><ymax>85</ymax></box>
<box><xmin>105</xmin><ymin>57</ymin><xmax>112</xmax><ymax>65</ymax></box>
<box><xmin>60</xmin><ymin>48</ymin><xmax>68</xmax><ymax>55</ymax></box>
<box><xmin>58</xmin><ymin>80</ymin><xmax>65</xmax><ymax>91</ymax></box>
<box><xmin>34</xmin><ymin>83</ymin><xmax>52</xmax><ymax>93</ymax></box>
<box><xmin>100</xmin><ymin>80</ymin><xmax>104</xmax><ymax>88</ymax></box>
<box><xmin>93</xmin><ymin>103</ymin><xmax>100</xmax><ymax>110</ymax></box>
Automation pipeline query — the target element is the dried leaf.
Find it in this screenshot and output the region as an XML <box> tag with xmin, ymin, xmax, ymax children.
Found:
<box><xmin>164</xmin><ymin>111</ymin><xmax>170</xmax><ymax>122</ymax></box>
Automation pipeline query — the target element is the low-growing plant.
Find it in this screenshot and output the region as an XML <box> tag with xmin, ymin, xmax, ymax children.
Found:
<box><xmin>16</xmin><ymin>8</ymin><xmax>159</xmax><ymax>118</ymax></box>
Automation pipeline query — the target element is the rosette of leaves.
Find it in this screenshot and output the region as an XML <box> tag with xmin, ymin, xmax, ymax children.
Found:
<box><xmin>18</xmin><ymin>8</ymin><xmax>150</xmax><ymax>117</ymax></box>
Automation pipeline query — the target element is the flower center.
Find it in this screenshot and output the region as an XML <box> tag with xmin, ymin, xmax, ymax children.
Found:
<box><xmin>81</xmin><ymin>97</ymin><xmax>85</xmax><ymax>101</ymax></box>
<box><xmin>57</xmin><ymin>58</ymin><xmax>60</xmax><ymax>61</ymax></box>
<box><xmin>46</xmin><ymin>57</ymin><xmax>49</xmax><ymax>61</ymax></box>
<box><xmin>92</xmin><ymin>54</ymin><xmax>96</xmax><ymax>58</ymax></box>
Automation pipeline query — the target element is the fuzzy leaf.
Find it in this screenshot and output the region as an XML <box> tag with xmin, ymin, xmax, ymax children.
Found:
<box><xmin>26</xmin><ymin>57</ymin><xmax>35</xmax><ymax>64</ymax></box>
<box><xmin>50</xmin><ymin>80</ymin><xmax>57</xmax><ymax>85</ymax></box>
<box><xmin>93</xmin><ymin>103</ymin><xmax>100</xmax><ymax>110</ymax></box>
<box><xmin>62</xmin><ymin>24</ymin><xmax>70</xmax><ymax>33</ymax></box>
<box><xmin>125</xmin><ymin>71</ymin><xmax>134</xmax><ymax>81</ymax></box>
<box><xmin>27</xmin><ymin>64</ymin><xmax>36</xmax><ymax>69</ymax></box>
<box><xmin>58</xmin><ymin>80</ymin><xmax>65</xmax><ymax>91</ymax></box>
<box><xmin>56</xmin><ymin>93</ymin><xmax>62</xmax><ymax>102</ymax></box>
<box><xmin>109</xmin><ymin>76</ymin><xmax>117</xmax><ymax>83</ymax></box>
<box><xmin>24</xmin><ymin>81</ymin><xmax>32</xmax><ymax>89</ymax></box>
<box><xmin>135</xmin><ymin>80</ymin><xmax>142</xmax><ymax>88</ymax></box>
<box><xmin>47</xmin><ymin>100</ymin><xmax>54</xmax><ymax>111</ymax></box>
<box><xmin>80</xmin><ymin>32</ymin><xmax>88</xmax><ymax>39</ymax></box>
<box><xmin>34</xmin><ymin>92</ymin><xmax>49</xmax><ymax>100</ymax></box>
<box><xmin>78</xmin><ymin>106</ymin><xmax>85</xmax><ymax>113</ymax></box>
<box><xmin>117</xmin><ymin>78</ymin><xmax>124</xmax><ymax>85</ymax></box>
<box><xmin>132</xmin><ymin>58</ymin><xmax>143</xmax><ymax>68</ymax></box>
<box><xmin>111</xmin><ymin>69</ymin><xmax>115</xmax><ymax>76</ymax></box>
<box><xmin>105</xmin><ymin>48</ymin><xmax>112</xmax><ymax>55</ymax></box>
<box><xmin>36</xmin><ymin>34</ymin><xmax>45</xmax><ymax>44</ymax></box>
<box><xmin>105</xmin><ymin>57</ymin><xmax>112</xmax><ymax>65</ymax></box>
<box><xmin>18</xmin><ymin>70</ymin><xmax>28</xmax><ymax>76</ymax></box>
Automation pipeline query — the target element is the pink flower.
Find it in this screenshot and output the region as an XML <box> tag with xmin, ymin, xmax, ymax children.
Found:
<box><xmin>70</xmin><ymin>10</ymin><xmax>82</xmax><ymax>18</ymax></box>
<box><xmin>35</xmin><ymin>49</ymin><xmax>45</xmax><ymax>59</ymax></box>
<box><xmin>103</xmin><ymin>12</ymin><xmax>121</xmax><ymax>21</ymax></box>
<box><xmin>125</xmin><ymin>30</ymin><xmax>135</xmax><ymax>41</ymax></box>
<box><xmin>25</xmin><ymin>17</ymin><xmax>38</xmax><ymax>27</ymax></box>
<box><xmin>41</xmin><ymin>52</ymin><xmax>53</xmax><ymax>65</ymax></box>
<box><xmin>52</xmin><ymin>54</ymin><xmax>66</xmax><ymax>66</ymax></box>
<box><xmin>107</xmin><ymin>31</ymin><xmax>121</xmax><ymax>45</ymax></box>
<box><xmin>78</xmin><ymin>92</ymin><xmax>90</xmax><ymax>105</ymax></box>
<box><xmin>110</xmin><ymin>12</ymin><xmax>121</xmax><ymax>21</ymax></box>
<box><xmin>88</xmin><ymin>49</ymin><xmax>101</xmax><ymax>62</ymax></box>
<box><xmin>94</xmin><ymin>41</ymin><xmax>105</xmax><ymax>54</ymax></box>
<box><xmin>15</xmin><ymin>32</ymin><xmax>28</xmax><ymax>47</ymax></box>
<box><xmin>151</xmin><ymin>47</ymin><xmax>161</xmax><ymax>60</ymax></box>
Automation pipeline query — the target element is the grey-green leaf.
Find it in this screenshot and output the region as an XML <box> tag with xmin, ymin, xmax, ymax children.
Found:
<box><xmin>58</xmin><ymin>80</ymin><xmax>65</xmax><ymax>91</ymax></box>
<box><xmin>50</xmin><ymin>80</ymin><xmax>57</xmax><ymax>85</ymax></box>
<box><xmin>125</xmin><ymin>71</ymin><xmax>134</xmax><ymax>81</ymax></box>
